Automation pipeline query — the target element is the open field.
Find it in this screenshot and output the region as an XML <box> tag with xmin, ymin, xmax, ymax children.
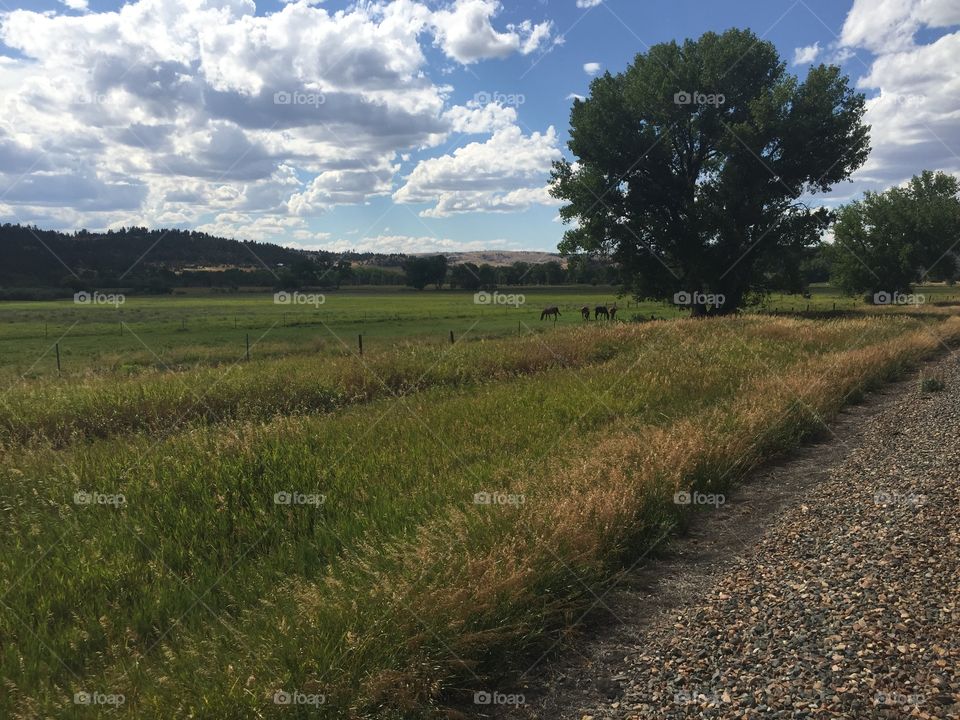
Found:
<box><xmin>4</xmin><ymin>285</ymin><xmax>960</xmax><ymax>382</ymax></box>
<box><xmin>2</xmin><ymin>295</ymin><xmax>960</xmax><ymax>717</ymax></box>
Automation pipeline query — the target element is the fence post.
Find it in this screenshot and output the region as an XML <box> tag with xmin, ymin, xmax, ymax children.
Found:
<box><xmin>245</xmin><ymin>334</ymin><xmax>250</xmax><ymax>361</ymax></box>
<box><xmin>358</xmin><ymin>334</ymin><xmax>363</xmax><ymax>356</ymax></box>
<box><xmin>449</xmin><ymin>330</ymin><xmax>455</xmax><ymax>345</ymax></box>
<box><xmin>56</xmin><ymin>342</ymin><xmax>61</xmax><ymax>376</ymax></box>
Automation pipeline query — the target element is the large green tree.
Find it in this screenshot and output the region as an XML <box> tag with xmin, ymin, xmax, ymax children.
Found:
<box><xmin>829</xmin><ymin>170</ymin><xmax>960</xmax><ymax>301</ymax></box>
<box><xmin>551</xmin><ymin>28</ymin><xmax>870</xmax><ymax>315</ymax></box>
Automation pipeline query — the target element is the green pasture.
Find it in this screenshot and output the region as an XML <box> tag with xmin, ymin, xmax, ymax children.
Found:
<box><xmin>5</xmin><ymin>284</ymin><xmax>957</xmax><ymax>382</ymax></box>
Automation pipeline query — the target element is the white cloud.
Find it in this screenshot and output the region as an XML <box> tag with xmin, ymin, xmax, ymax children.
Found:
<box><xmin>583</xmin><ymin>61</ymin><xmax>601</xmax><ymax>76</ymax></box>
<box><xmin>792</xmin><ymin>42</ymin><xmax>821</xmax><ymax>65</ymax></box>
<box><xmin>393</xmin><ymin>124</ymin><xmax>562</xmax><ymax>216</ymax></box>
<box><xmin>0</xmin><ymin>0</ymin><xmax>554</xmax><ymax>234</ymax></box>
<box><xmin>419</xmin><ymin>186</ymin><xmax>561</xmax><ymax>218</ymax></box>
<box><xmin>565</xmin><ymin>92</ymin><xmax>586</xmax><ymax>101</ymax></box>
<box><xmin>443</xmin><ymin>101</ymin><xmax>517</xmax><ymax>133</ymax></box>
<box><xmin>58</xmin><ymin>0</ymin><xmax>89</xmax><ymax>11</ymax></box>
<box><xmin>835</xmin><ymin>1</ymin><xmax>960</xmax><ymax>199</ymax></box>
<box><xmin>287</xmin><ymin>158</ymin><xmax>399</xmax><ymax>215</ymax></box>
<box><xmin>312</xmin><ymin>233</ymin><xmax>517</xmax><ymax>253</ymax></box>
<box><xmin>840</xmin><ymin>0</ymin><xmax>960</xmax><ymax>53</ymax></box>
<box><xmin>576</xmin><ymin>0</ymin><xmax>602</xmax><ymax>8</ymax></box>
<box><xmin>430</xmin><ymin>0</ymin><xmax>552</xmax><ymax>64</ymax></box>
<box><xmin>196</xmin><ymin>212</ymin><xmax>320</xmax><ymax>244</ymax></box>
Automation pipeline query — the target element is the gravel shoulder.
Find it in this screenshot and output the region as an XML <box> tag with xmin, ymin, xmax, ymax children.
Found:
<box><xmin>485</xmin><ymin>352</ymin><xmax>960</xmax><ymax>720</ymax></box>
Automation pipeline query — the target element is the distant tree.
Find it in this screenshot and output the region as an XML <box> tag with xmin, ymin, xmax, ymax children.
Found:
<box><xmin>799</xmin><ymin>245</ymin><xmax>831</xmax><ymax>285</ymax></box>
<box><xmin>541</xmin><ymin>261</ymin><xmax>566</xmax><ymax>285</ymax></box>
<box><xmin>402</xmin><ymin>255</ymin><xmax>447</xmax><ymax>290</ymax></box>
<box><xmin>505</xmin><ymin>262</ymin><xmax>531</xmax><ymax>284</ymax></box>
<box><xmin>427</xmin><ymin>254</ymin><xmax>448</xmax><ymax>289</ymax></box>
<box><xmin>450</xmin><ymin>263</ymin><xmax>483</xmax><ymax>291</ymax></box>
<box><xmin>277</xmin><ymin>258</ymin><xmax>320</xmax><ymax>289</ymax></box>
<box><xmin>829</xmin><ymin>170</ymin><xmax>960</xmax><ymax>300</ymax></box>
<box><xmin>476</xmin><ymin>264</ymin><xmax>498</xmax><ymax>289</ymax></box>
<box><xmin>551</xmin><ymin>28</ymin><xmax>870</xmax><ymax>315</ymax></box>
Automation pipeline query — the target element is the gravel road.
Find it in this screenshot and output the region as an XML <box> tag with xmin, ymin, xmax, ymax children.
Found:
<box><xmin>489</xmin><ymin>354</ymin><xmax>960</xmax><ymax>720</ymax></box>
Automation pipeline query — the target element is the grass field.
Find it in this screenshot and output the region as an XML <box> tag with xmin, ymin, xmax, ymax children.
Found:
<box><xmin>2</xmin><ymin>289</ymin><xmax>960</xmax><ymax>718</ymax></box>
<box><xmin>5</xmin><ymin>284</ymin><xmax>948</xmax><ymax>382</ymax></box>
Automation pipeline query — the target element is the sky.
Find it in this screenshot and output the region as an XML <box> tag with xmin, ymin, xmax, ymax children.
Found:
<box><xmin>0</xmin><ymin>0</ymin><xmax>958</xmax><ymax>253</ymax></box>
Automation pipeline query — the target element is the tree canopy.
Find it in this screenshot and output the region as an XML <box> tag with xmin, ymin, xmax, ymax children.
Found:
<box><xmin>829</xmin><ymin>170</ymin><xmax>960</xmax><ymax>300</ymax></box>
<box><xmin>402</xmin><ymin>255</ymin><xmax>448</xmax><ymax>290</ymax></box>
<box><xmin>551</xmin><ymin>28</ymin><xmax>870</xmax><ymax>314</ymax></box>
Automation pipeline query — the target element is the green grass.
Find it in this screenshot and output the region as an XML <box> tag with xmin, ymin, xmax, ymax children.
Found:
<box><xmin>0</xmin><ymin>287</ymin><xmax>632</xmax><ymax>382</ymax></box>
<box><xmin>2</xmin><ymin>305</ymin><xmax>958</xmax><ymax>718</ymax></box>
<box><xmin>9</xmin><ymin>284</ymin><xmax>957</xmax><ymax>382</ymax></box>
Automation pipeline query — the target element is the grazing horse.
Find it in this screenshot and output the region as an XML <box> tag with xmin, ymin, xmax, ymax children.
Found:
<box><xmin>580</xmin><ymin>306</ymin><xmax>590</xmax><ymax>320</ymax></box>
<box><xmin>541</xmin><ymin>306</ymin><xmax>561</xmax><ymax>321</ymax></box>
<box><xmin>594</xmin><ymin>305</ymin><xmax>609</xmax><ymax>320</ymax></box>
<box><xmin>608</xmin><ymin>304</ymin><xmax>618</xmax><ymax>320</ymax></box>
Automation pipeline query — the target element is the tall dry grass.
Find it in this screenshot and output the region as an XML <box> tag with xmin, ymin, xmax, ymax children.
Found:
<box><xmin>2</xmin><ymin>313</ymin><xmax>957</xmax><ymax>718</ymax></box>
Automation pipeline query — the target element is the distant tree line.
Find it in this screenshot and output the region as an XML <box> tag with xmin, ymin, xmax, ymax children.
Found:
<box><xmin>399</xmin><ymin>255</ymin><xmax>619</xmax><ymax>290</ymax></box>
<box><xmin>0</xmin><ymin>224</ymin><xmax>616</xmax><ymax>298</ymax></box>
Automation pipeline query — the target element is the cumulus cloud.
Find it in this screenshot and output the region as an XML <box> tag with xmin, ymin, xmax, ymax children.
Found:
<box><xmin>287</xmin><ymin>159</ymin><xmax>399</xmax><ymax>215</ymax></box>
<box><xmin>583</xmin><ymin>61</ymin><xmax>601</xmax><ymax>75</ymax></box>
<box><xmin>443</xmin><ymin>101</ymin><xmax>517</xmax><ymax>134</ymax></box>
<box><xmin>430</xmin><ymin>0</ymin><xmax>553</xmax><ymax>64</ymax></box>
<box><xmin>792</xmin><ymin>42</ymin><xmax>821</xmax><ymax>65</ymax></box>
<box><xmin>393</xmin><ymin>124</ymin><xmax>562</xmax><ymax>216</ymax></box>
<box><xmin>419</xmin><ymin>186</ymin><xmax>561</xmax><ymax>218</ymax></box>
<box><xmin>196</xmin><ymin>212</ymin><xmax>325</xmax><ymax>245</ymax></box>
<box><xmin>840</xmin><ymin>0</ymin><xmax>960</xmax><ymax>53</ymax></box>
<box><xmin>576</xmin><ymin>0</ymin><xmax>602</xmax><ymax>8</ymax></box>
<box><xmin>313</xmin><ymin>233</ymin><xmax>518</xmax><ymax>253</ymax></box>
<box><xmin>58</xmin><ymin>0</ymin><xmax>89</xmax><ymax>11</ymax></box>
<box><xmin>0</xmin><ymin>0</ymin><xmax>555</xmax><ymax>236</ymax></box>
<box><xmin>836</xmin><ymin>0</ymin><xmax>960</xmax><ymax>200</ymax></box>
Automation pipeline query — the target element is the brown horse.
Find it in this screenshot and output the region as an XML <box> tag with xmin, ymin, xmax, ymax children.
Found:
<box><xmin>541</xmin><ymin>306</ymin><xmax>561</xmax><ymax>321</ymax></box>
<box><xmin>580</xmin><ymin>306</ymin><xmax>590</xmax><ymax>320</ymax></box>
<box><xmin>594</xmin><ymin>305</ymin><xmax>609</xmax><ymax>320</ymax></box>
<box><xmin>609</xmin><ymin>304</ymin><xmax>618</xmax><ymax>320</ymax></box>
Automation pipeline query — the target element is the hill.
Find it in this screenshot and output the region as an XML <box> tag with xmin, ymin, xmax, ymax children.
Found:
<box><xmin>0</xmin><ymin>224</ymin><xmax>307</xmax><ymax>289</ymax></box>
<box><xmin>438</xmin><ymin>250</ymin><xmax>562</xmax><ymax>267</ymax></box>
<box><xmin>0</xmin><ymin>224</ymin><xmax>574</xmax><ymax>293</ymax></box>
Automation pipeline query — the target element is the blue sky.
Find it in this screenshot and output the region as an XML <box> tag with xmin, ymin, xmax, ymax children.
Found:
<box><xmin>0</xmin><ymin>0</ymin><xmax>957</xmax><ymax>252</ymax></box>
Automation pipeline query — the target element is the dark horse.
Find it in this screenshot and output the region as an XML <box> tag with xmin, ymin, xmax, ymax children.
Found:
<box><xmin>580</xmin><ymin>306</ymin><xmax>590</xmax><ymax>320</ymax></box>
<box><xmin>541</xmin><ymin>306</ymin><xmax>561</xmax><ymax>321</ymax></box>
<box><xmin>609</xmin><ymin>304</ymin><xmax>618</xmax><ymax>320</ymax></box>
<box><xmin>594</xmin><ymin>305</ymin><xmax>609</xmax><ymax>320</ymax></box>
